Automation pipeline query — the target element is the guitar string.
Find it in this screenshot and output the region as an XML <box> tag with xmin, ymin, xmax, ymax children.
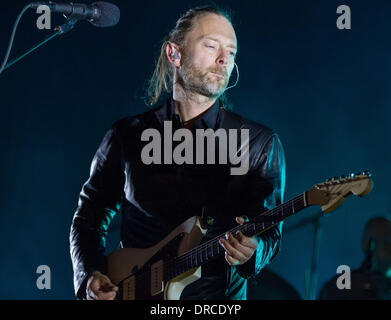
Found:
<box><xmin>166</xmin><ymin>195</ymin><xmax>305</xmax><ymax>274</ymax></box>
<box><xmin>172</xmin><ymin>174</ymin><xmax>368</xmax><ymax>272</ymax></box>
<box><xmin>122</xmin><ymin>177</ymin><xmax>366</xmax><ymax>287</ymax></box>
<box><xmin>120</xmin><ymin>195</ymin><xmax>304</xmax><ymax>288</ymax></box>
<box><xmin>121</xmin><ymin>195</ymin><xmax>305</xmax><ymax>286</ymax></box>
<box><xmin>164</xmin><ymin>205</ymin><xmax>306</xmax><ymax>279</ymax></box>
<box><xmin>164</xmin><ymin>195</ymin><xmax>305</xmax><ymax>278</ymax></box>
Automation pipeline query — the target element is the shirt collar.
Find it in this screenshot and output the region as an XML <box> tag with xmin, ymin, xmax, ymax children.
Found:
<box><xmin>155</xmin><ymin>96</ymin><xmax>222</xmax><ymax>130</ymax></box>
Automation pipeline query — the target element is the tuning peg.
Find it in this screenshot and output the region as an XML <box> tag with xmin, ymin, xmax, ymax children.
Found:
<box><xmin>363</xmin><ymin>170</ymin><xmax>371</xmax><ymax>176</ymax></box>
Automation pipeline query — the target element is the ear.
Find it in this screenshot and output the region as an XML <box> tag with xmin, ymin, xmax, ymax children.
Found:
<box><xmin>166</xmin><ymin>42</ymin><xmax>181</xmax><ymax>67</ymax></box>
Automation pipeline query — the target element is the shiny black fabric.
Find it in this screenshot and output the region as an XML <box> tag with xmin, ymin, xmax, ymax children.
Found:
<box><xmin>69</xmin><ymin>97</ymin><xmax>286</xmax><ymax>299</ymax></box>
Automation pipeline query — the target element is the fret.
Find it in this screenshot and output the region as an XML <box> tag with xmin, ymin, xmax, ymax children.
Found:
<box><xmin>216</xmin><ymin>241</ymin><xmax>221</xmax><ymax>255</ymax></box>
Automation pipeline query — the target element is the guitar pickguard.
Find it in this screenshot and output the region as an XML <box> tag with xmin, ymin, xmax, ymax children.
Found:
<box><xmin>107</xmin><ymin>216</ymin><xmax>207</xmax><ymax>300</ymax></box>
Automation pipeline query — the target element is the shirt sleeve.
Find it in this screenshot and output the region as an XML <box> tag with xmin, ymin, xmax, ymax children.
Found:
<box><xmin>69</xmin><ymin>124</ymin><xmax>125</xmax><ymax>299</ymax></box>
<box><xmin>235</xmin><ymin>133</ymin><xmax>286</xmax><ymax>279</ymax></box>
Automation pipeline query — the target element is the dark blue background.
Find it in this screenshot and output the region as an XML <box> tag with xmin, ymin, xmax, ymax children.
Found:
<box><xmin>0</xmin><ymin>0</ymin><xmax>389</xmax><ymax>299</ymax></box>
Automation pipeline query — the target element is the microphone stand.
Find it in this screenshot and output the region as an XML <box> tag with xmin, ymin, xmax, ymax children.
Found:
<box><xmin>306</xmin><ymin>214</ymin><xmax>322</xmax><ymax>300</ymax></box>
<box><xmin>284</xmin><ymin>210</ymin><xmax>324</xmax><ymax>300</ymax></box>
<box><xmin>2</xmin><ymin>18</ymin><xmax>78</xmax><ymax>73</ymax></box>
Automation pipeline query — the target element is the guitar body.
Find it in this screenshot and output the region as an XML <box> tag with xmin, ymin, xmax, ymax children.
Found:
<box><xmin>107</xmin><ymin>216</ymin><xmax>207</xmax><ymax>300</ymax></box>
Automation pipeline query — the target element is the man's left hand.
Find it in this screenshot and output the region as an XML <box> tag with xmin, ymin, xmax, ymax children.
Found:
<box><xmin>219</xmin><ymin>216</ymin><xmax>259</xmax><ymax>266</ymax></box>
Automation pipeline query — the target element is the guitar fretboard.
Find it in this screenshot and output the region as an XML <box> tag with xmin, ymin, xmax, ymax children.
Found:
<box><xmin>164</xmin><ymin>193</ymin><xmax>307</xmax><ymax>281</ymax></box>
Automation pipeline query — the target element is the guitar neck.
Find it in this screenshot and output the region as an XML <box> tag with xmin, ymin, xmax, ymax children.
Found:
<box><xmin>164</xmin><ymin>193</ymin><xmax>308</xmax><ymax>281</ymax></box>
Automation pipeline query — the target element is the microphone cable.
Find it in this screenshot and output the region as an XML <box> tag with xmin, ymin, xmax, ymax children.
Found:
<box><xmin>0</xmin><ymin>3</ymin><xmax>33</xmax><ymax>75</ymax></box>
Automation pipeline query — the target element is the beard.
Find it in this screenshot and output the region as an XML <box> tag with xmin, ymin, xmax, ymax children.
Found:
<box><xmin>177</xmin><ymin>53</ymin><xmax>230</xmax><ymax>98</ymax></box>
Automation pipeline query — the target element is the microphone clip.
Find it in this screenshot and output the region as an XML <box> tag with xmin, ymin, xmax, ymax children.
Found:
<box><xmin>55</xmin><ymin>18</ymin><xmax>78</xmax><ymax>35</ymax></box>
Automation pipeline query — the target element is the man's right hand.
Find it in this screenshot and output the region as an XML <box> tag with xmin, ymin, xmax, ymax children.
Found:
<box><xmin>86</xmin><ymin>271</ymin><xmax>119</xmax><ymax>300</ymax></box>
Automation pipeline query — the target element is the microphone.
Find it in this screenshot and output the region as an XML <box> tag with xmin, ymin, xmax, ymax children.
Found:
<box><xmin>30</xmin><ymin>1</ymin><xmax>120</xmax><ymax>27</ymax></box>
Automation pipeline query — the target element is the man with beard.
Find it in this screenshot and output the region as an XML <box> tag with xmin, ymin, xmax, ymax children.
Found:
<box><xmin>70</xmin><ymin>5</ymin><xmax>286</xmax><ymax>300</ymax></box>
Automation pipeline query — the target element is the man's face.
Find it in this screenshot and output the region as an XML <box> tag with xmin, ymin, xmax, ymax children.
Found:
<box><xmin>177</xmin><ymin>13</ymin><xmax>237</xmax><ymax>98</ymax></box>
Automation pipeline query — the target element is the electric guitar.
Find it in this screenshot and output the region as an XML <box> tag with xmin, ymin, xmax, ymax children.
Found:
<box><xmin>107</xmin><ymin>171</ymin><xmax>373</xmax><ymax>300</ymax></box>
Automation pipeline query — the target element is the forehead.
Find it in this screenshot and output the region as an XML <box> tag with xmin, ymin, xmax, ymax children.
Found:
<box><xmin>188</xmin><ymin>13</ymin><xmax>237</xmax><ymax>48</ymax></box>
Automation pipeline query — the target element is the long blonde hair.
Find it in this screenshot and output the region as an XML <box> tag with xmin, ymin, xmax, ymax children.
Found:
<box><xmin>144</xmin><ymin>5</ymin><xmax>235</xmax><ymax>109</ymax></box>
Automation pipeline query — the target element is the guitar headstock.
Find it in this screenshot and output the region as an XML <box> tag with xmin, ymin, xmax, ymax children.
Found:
<box><xmin>306</xmin><ymin>171</ymin><xmax>373</xmax><ymax>213</ymax></box>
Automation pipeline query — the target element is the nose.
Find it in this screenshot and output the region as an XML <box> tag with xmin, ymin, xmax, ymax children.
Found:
<box><xmin>216</xmin><ymin>49</ymin><xmax>229</xmax><ymax>66</ymax></box>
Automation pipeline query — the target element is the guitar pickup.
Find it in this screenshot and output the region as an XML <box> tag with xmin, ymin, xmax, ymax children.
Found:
<box><xmin>122</xmin><ymin>275</ymin><xmax>135</xmax><ymax>300</ymax></box>
<box><xmin>150</xmin><ymin>260</ymin><xmax>164</xmax><ymax>296</ymax></box>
